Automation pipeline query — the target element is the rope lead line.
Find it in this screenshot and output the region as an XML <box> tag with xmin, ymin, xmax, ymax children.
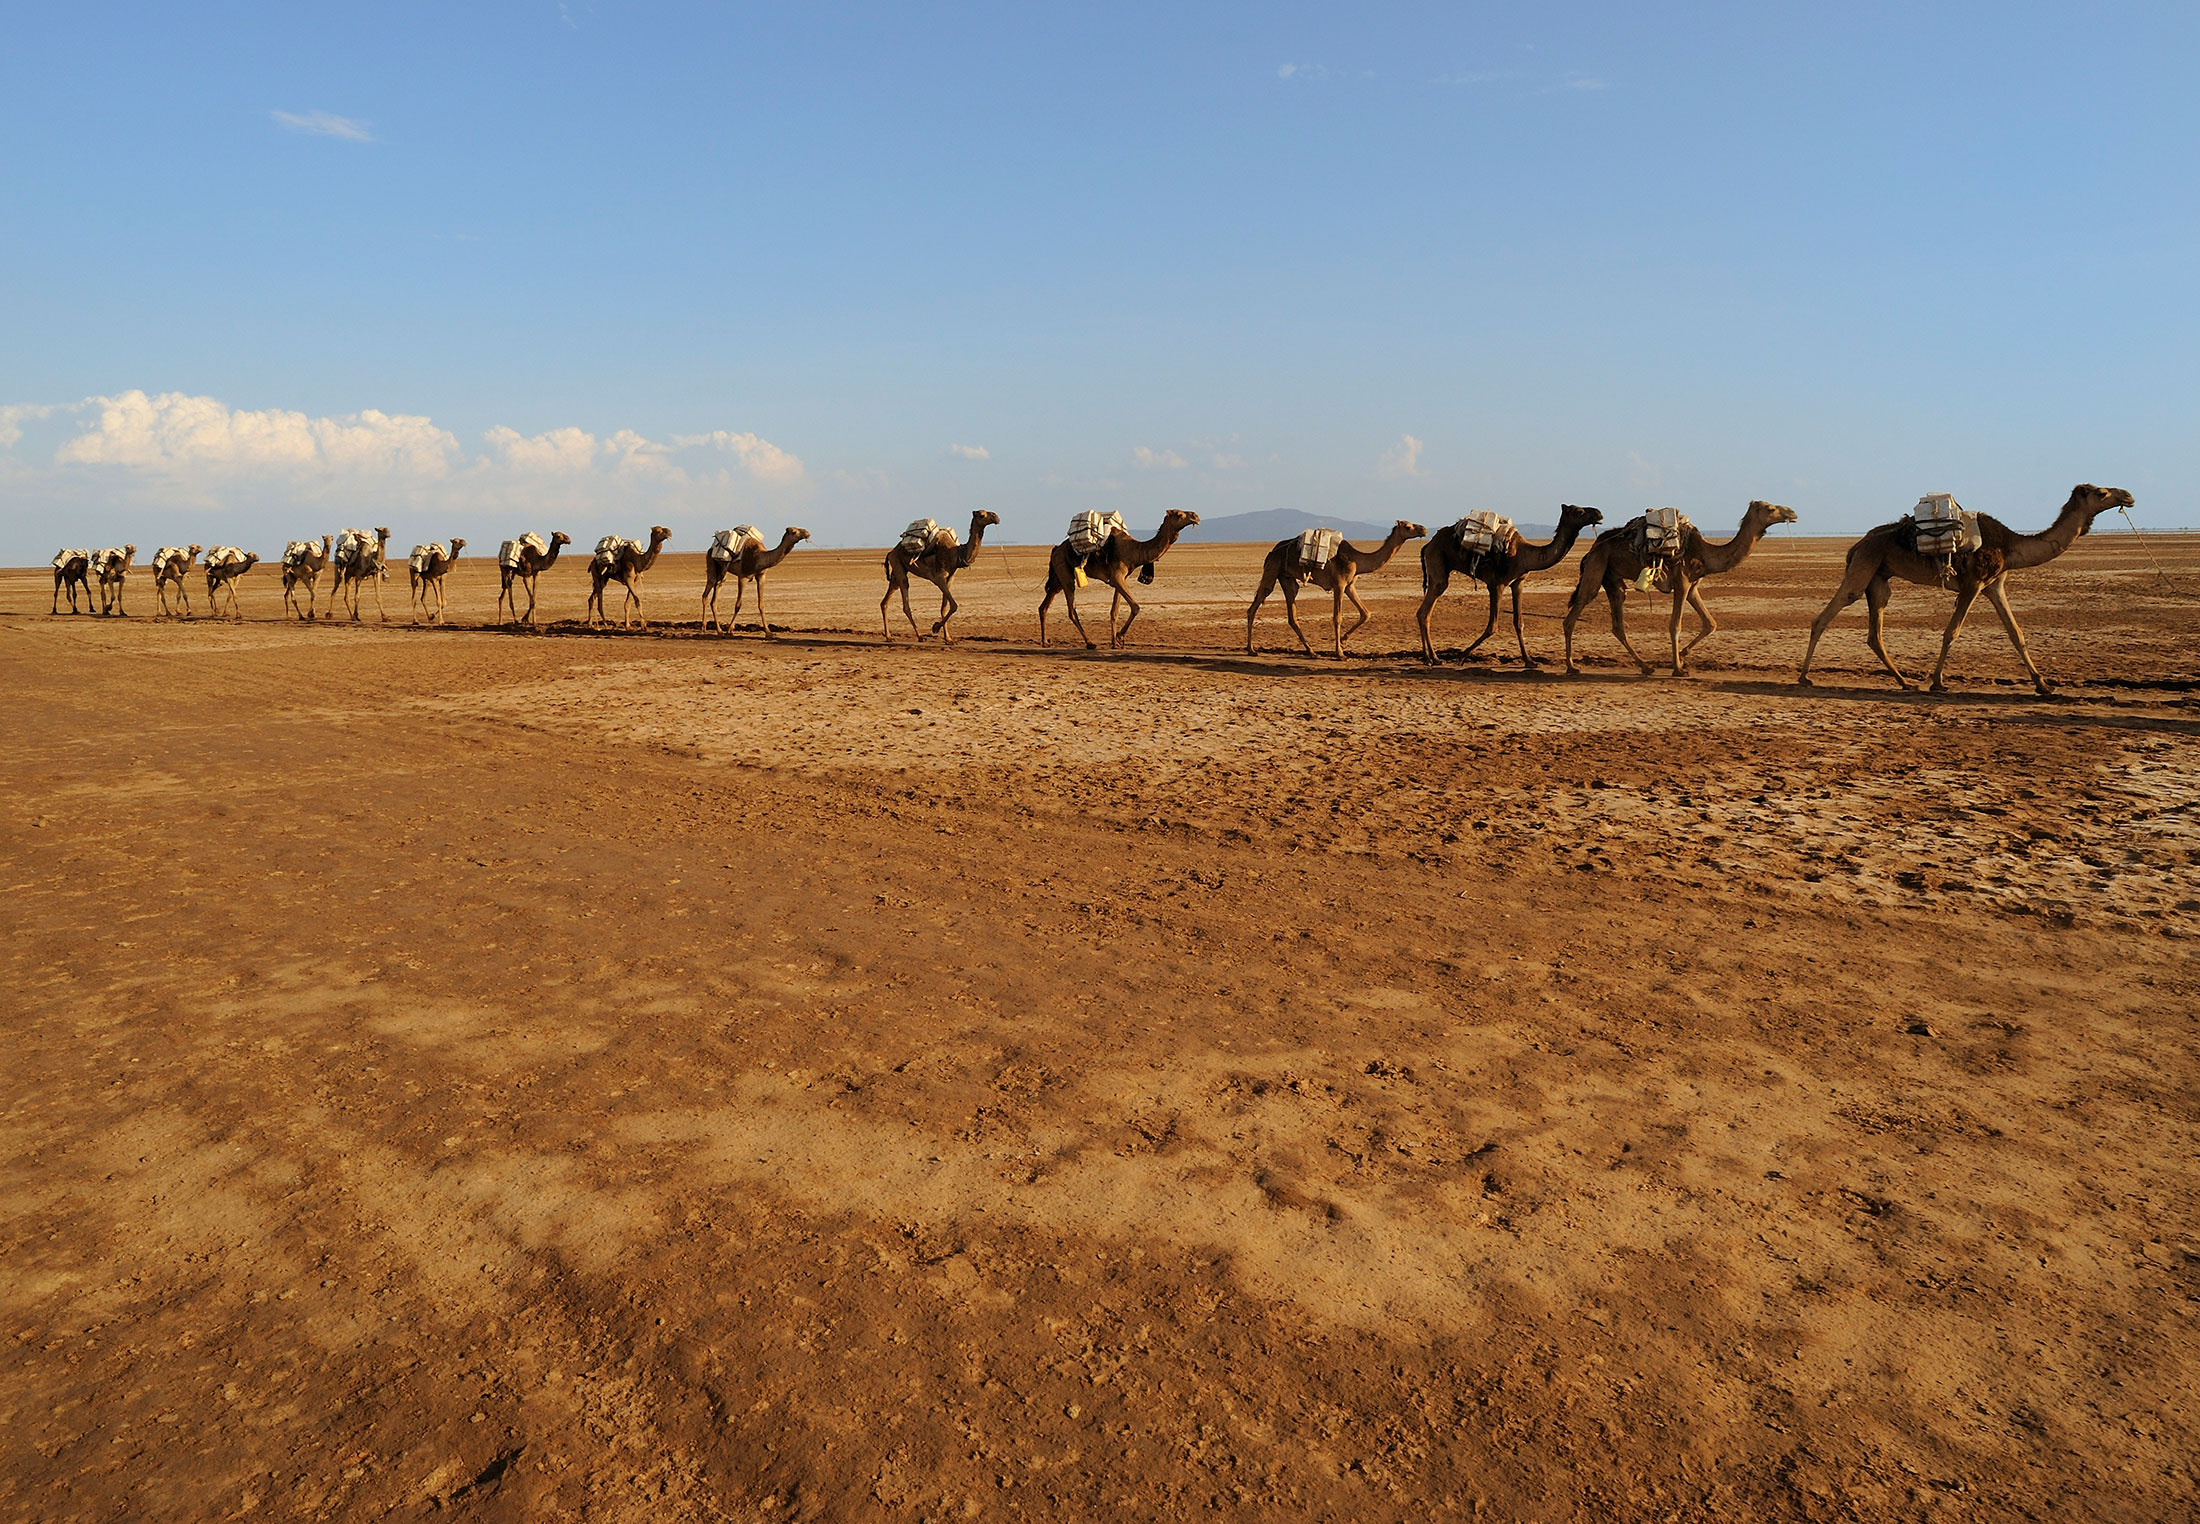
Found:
<box><xmin>2117</xmin><ymin>507</ymin><xmax>2200</xmax><ymax>601</ymax></box>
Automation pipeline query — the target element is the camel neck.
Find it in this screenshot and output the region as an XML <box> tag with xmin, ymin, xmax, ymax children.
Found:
<box><xmin>2003</xmin><ymin>499</ymin><xmax>2089</xmax><ymax>571</ymax></box>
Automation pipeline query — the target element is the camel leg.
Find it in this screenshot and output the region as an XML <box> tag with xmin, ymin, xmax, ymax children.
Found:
<box><xmin>1800</xmin><ymin>557</ymin><xmax>1885</xmax><ymax>686</ymax></box>
<box><xmin>933</xmin><ymin>579</ymin><xmax>959</xmax><ymax>642</ymax></box>
<box><xmin>1561</xmin><ymin>574</ymin><xmax>1602</xmax><ymax>675</ymax></box>
<box><xmin>1245</xmin><ymin>567</ymin><xmax>1281</xmax><ymax>654</ymax></box>
<box><xmin>1607</xmin><ymin>584</ymin><xmax>1656</xmax><ymax>676</ymax></box>
<box><xmin>879</xmin><ymin>574</ymin><xmax>899</xmax><ymax>641</ymax></box>
<box><xmin>1984</xmin><ymin>579</ymin><xmax>2051</xmax><ymax>695</ymax></box>
<box><xmin>1063</xmin><ymin>578</ymin><xmax>1093</xmax><ymax>649</ymax></box>
<box><xmin>1927</xmin><ymin>583</ymin><xmax>1982</xmax><ymax>693</ymax></box>
<box><xmin>1510</xmin><ymin>581</ymin><xmax>1535</xmax><ymax>665</ymax></box>
<box><xmin>901</xmin><ymin>578</ymin><xmax>925</xmax><ymax>640</ymax></box>
<box><xmin>756</xmin><ymin>577</ymin><xmax>772</xmax><ymax>638</ymax></box>
<box><xmin>1339</xmin><ymin>581</ymin><xmax>1373</xmax><ymax>654</ymax></box>
<box><xmin>1279</xmin><ymin>580</ymin><xmax>1313</xmax><ymax>656</ymax></box>
<box><xmin>1106</xmin><ymin>574</ymin><xmax>1141</xmax><ymax>649</ymax></box>
<box><xmin>1414</xmin><ymin>566</ymin><xmax>1451</xmax><ymax>664</ymax></box>
<box><xmin>1461</xmin><ymin>579</ymin><xmax>1500</xmax><ymax>657</ymax></box>
<box><xmin>373</xmin><ymin>576</ymin><xmax>386</xmax><ymax>623</ymax></box>
<box><xmin>1679</xmin><ymin>584</ymin><xmax>1717</xmax><ymax>664</ymax></box>
<box><xmin>1666</xmin><ymin>576</ymin><xmax>1688</xmax><ymax>675</ymax></box>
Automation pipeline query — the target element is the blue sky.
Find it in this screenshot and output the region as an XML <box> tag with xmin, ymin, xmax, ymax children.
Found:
<box><xmin>3</xmin><ymin>2</ymin><xmax>2194</xmax><ymax>558</ymax></box>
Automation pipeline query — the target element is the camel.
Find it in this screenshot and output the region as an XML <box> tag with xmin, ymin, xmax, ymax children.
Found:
<box><xmin>705</xmin><ymin>526</ymin><xmax>811</xmax><ymax>637</ymax></box>
<box><xmin>1798</xmin><ymin>483</ymin><xmax>2132</xmax><ymax>696</ymax></box>
<box><xmin>330</xmin><ymin>527</ymin><xmax>393</xmax><ymax>622</ymax></box>
<box><xmin>880</xmin><ymin>511</ymin><xmax>1001</xmax><ymax>643</ymax></box>
<box><xmin>1039</xmin><ymin>509</ymin><xmax>1201</xmax><ymax>650</ymax></box>
<box><xmin>408</xmin><ymin>538</ymin><xmax>467</xmax><ymax>623</ymax></box>
<box><xmin>586</xmin><ymin>526</ymin><xmax>673</xmax><ymax>628</ymax></box>
<box><xmin>281</xmin><ymin>536</ymin><xmax>331</xmax><ymax>621</ymax></box>
<box><xmin>203</xmin><ymin>549</ymin><xmax>259</xmax><ymax>617</ymax></box>
<box><xmin>1563</xmin><ymin>500</ymin><xmax>1797</xmax><ymax>677</ymax></box>
<box><xmin>50</xmin><ymin>550</ymin><xmax>93</xmax><ymax>614</ymax></box>
<box><xmin>1245</xmin><ymin>520</ymin><xmax>1426</xmax><ymax>657</ymax></box>
<box><xmin>1416</xmin><ymin>505</ymin><xmax>1604</xmax><ymax>664</ymax></box>
<box><xmin>151</xmin><ymin>545</ymin><xmax>203</xmax><ymax>617</ymax></box>
<box><xmin>496</xmin><ymin>531</ymin><xmax>570</xmax><ymax>626</ymax></box>
<box><xmin>90</xmin><ymin>546</ymin><xmax>137</xmax><ymax>616</ymax></box>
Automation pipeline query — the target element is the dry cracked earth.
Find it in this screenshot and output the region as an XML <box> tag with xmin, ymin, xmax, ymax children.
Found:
<box><xmin>3</xmin><ymin>531</ymin><xmax>2197</xmax><ymax>1521</ymax></box>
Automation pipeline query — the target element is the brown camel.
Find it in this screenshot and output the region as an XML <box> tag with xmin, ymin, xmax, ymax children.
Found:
<box><xmin>1039</xmin><ymin>509</ymin><xmax>1201</xmax><ymax>650</ymax></box>
<box><xmin>704</xmin><ymin>526</ymin><xmax>811</xmax><ymax>637</ymax></box>
<box><xmin>880</xmin><ymin>511</ymin><xmax>1001</xmax><ymax>643</ymax></box>
<box><xmin>408</xmin><ymin>538</ymin><xmax>467</xmax><ymax>623</ymax></box>
<box><xmin>51</xmin><ymin>550</ymin><xmax>93</xmax><ymax>614</ymax></box>
<box><xmin>151</xmin><ymin>545</ymin><xmax>203</xmax><ymax>617</ymax></box>
<box><xmin>281</xmin><ymin>536</ymin><xmax>331</xmax><ymax>621</ymax></box>
<box><xmin>203</xmin><ymin>549</ymin><xmax>259</xmax><ymax>617</ymax></box>
<box><xmin>496</xmin><ymin>531</ymin><xmax>570</xmax><ymax>626</ymax></box>
<box><xmin>587</xmin><ymin>526</ymin><xmax>673</xmax><ymax>628</ymax></box>
<box><xmin>90</xmin><ymin>545</ymin><xmax>138</xmax><ymax>616</ymax></box>
<box><xmin>1563</xmin><ymin>500</ymin><xmax>1797</xmax><ymax>677</ymax></box>
<box><xmin>331</xmin><ymin>527</ymin><xmax>393</xmax><ymax>622</ymax></box>
<box><xmin>1416</xmin><ymin>505</ymin><xmax>1604</xmax><ymax>665</ymax></box>
<box><xmin>1245</xmin><ymin>520</ymin><xmax>1426</xmax><ymax>657</ymax></box>
<box><xmin>1798</xmin><ymin>483</ymin><xmax>2132</xmax><ymax>696</ymax></box>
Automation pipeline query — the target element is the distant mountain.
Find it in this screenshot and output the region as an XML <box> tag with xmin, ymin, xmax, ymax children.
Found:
<box><xmin>1177</xmin><ymin>508</ymin><xmax>1555</xmax><ymax>544</ymax></box>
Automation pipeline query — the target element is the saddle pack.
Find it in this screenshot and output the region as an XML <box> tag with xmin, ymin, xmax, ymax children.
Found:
<box><xmin>499</xmin><ymin>532</ymin><xmax>548</xmax><ymax>570</ymax></box>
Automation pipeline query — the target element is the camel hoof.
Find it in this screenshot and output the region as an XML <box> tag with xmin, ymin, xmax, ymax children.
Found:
<box><xmin>1927</xmin><ymin>681</ymin><xmax>1946</xmax><ymax>694</ymax></box>
<box><xmin>1796</xmin><ymin>673</ymin><xmax>1813</xmax><ymax>687</ymax></box>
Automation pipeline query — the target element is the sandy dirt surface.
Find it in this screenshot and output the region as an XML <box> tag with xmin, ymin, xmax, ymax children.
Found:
<box><xmin>4</xmin><ymin>528</ymin><xmax>2197</xmax><ymax>1521</ymax></box>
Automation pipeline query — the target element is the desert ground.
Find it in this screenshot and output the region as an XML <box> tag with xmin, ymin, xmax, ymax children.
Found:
<box><xmin>4</xmin><ymin>528</ymin><xmax>2197</xmax><ymax>1522</ymax></box>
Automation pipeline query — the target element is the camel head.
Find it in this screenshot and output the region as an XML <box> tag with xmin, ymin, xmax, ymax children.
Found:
<box><xmin>122</xmin><ymin>543</ymin><xmax>137</xmax><ymax>558</ymax></box>
<box><xmin>550</xmin><ymin>531</ymin><xmax>572</xmax><ymax>546</ymax></box>
<box><xmin>648</xmin><ymin>525</ymin><xmax>672</xmax><ymax>546</ymax></box>
<box><xmin>1159</xmin><ymin>509</ymin><xmax>1201</xmax><ymax>531</ymax></box>
<box><xmin>1558</xmin><ymin>504</ymin><xmax>1604</xmax><ymax>530</ymax></box>
<box><xmin>374</xmin><ymin>526</ymin><xmax>391</xmax><ymax>545</ymax></box>
<box><xmin>2070</xmin><ymin>484</ymin><xmax>2135</xmax><ymax>535</ymax></box>
<box><xmin>449</xmin><ymin>537</ymin><xmax>467</xmax><ymax>555</ymax></box>
<box><xmin>1746</xmin><ymin>500</ymin><xmax>1799</xmax><ymax>531</ymax></box>
<box><xmin>1393</xmin><ymin>520</ymin><xmax>1427</xmax><ymax>541</ymax></box>
<box><xmin>188</xmin><ymin>543</ymin><xmax>202</xmax><ymax>557</ymax></box>
<box><xmin>243</xmin><ymin>553</ymin><xmax>261</xmax><ymax>569</ymax></box>
<box><xmin>972</xmin><ymin>510</ymin><xmax>1001</xmax><ymax>528</ymax></box>
<box><xmin>783</xmin><ymin>526</ymin><xmax>812</xmax><ymax>545</ymax></box>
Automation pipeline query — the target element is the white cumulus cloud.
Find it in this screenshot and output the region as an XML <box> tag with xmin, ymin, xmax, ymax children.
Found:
<box><xmin>271</xmin><ymin>109</ymin><xmax>374</xmax><ymax>142</ymax></box>
<box><xmin>1377</xmin><ymin>433</ymin><xmax>1427</xmax><ymax>480</ymax></box>
<box><xmin>58</xmin><ymin>391</ymin><xmax>458</xmax><ymax>476</ymax></box>
<box><xmin>483</xmin><ymin>424</ymin><xmax>600</xmax><ymax>473</ymax></box>
<box><xmin>673</xmin><ymin>429</ymin><xmax>806</xmax><ymax>484</ymax></box>
<box><xmin>1132</xmin><ymin>445</ymin><xmax>1188</xmax><ymax>470</ymax></box>
<box><xmin>947</xmin><ymin>443</ymin><xmax>990</xmax><ymax>461</ymax></box>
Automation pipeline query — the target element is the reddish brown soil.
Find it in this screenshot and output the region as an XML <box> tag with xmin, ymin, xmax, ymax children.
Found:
<box><xmin>3</xmin><ymin>533</ymin><xmax>2196</xmax><ymax>1521</ymax></box>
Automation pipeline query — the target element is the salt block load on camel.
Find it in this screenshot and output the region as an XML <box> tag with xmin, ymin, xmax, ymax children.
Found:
<box><xmin>1797</xmin><ymin>483</ymin><xmax>2133</xmax><ymax>695</ymax></box>
<box><xmin>1039</xmin><ymin>508</ymin><xmax>1200</xmax><ymax>650</ymax></box>
<box><xmin>1244</xmin><ymin>519</ymin><xmax>1425</xmax><ymax>658</ymax></box>
<box><xmin>881</xmin><ymin>511</ymin><xmax>1000</xmax><ymax>643</ymax></box>
<box><xmin>1563</xmin><ymin>499</ymin><xmax>1798</xmax><ymax>676</ymax></box>
<box><xmin>702</xmin><ymin>524</ymin><xmax>810</xmax><ymax>636</ymax></box>
<box><xmin>1416</xmin><ymin>504</ymin><xmax>1604</xmax><ymax>665</ymax></box>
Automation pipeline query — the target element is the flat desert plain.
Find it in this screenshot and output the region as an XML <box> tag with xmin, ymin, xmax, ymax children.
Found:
<box><xmin>3</xmin><ymin>532</ymin><xmax>2197</xmax><ymax>1523</ymax></box>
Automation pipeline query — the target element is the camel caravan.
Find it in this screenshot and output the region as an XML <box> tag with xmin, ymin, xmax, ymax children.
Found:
<box><xmin>33</xmin><ymin>482</ymin><xmax>2137</xmax><ymax>692</ymax></box>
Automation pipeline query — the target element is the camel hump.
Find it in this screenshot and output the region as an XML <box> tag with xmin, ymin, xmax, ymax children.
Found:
<box><xmin>205</xmin><ymin>546</ymin><xmax>249</xmax><ymax>568</ymax></box>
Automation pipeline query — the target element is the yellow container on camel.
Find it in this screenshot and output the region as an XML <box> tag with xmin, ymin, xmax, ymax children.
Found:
<box><xmin>1065</xmin><ymin>511</ymin><xmax>1130</xmax><ymax>586</ymax></box>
